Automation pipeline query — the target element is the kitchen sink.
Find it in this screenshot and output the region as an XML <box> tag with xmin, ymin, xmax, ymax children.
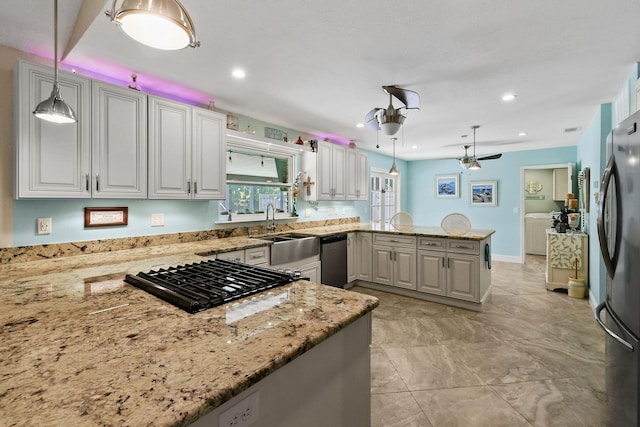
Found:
<box><xmin>259</xmin><ymin>234</ymin><xmax>319</xmax><ymax>265</ymax></box>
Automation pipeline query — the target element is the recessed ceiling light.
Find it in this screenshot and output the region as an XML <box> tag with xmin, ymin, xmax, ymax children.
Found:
<box><xmin>518</xmin><ymin>132</ymin><xmax>528</xmax><ymax>136</ymax></box>
<box><xmin>502</xmin><ymin>93</ymin><xmax>517</xmax><ymax>102</ymax></box>
<box><xmin>232</xmin><ymin>68</ymin><xmax>246</xmax><ymax>79</ymax></box>
<box><xmin>356</xmin><ymin>123</ymin><xmax>364</xmax><ymax>128</ymax></box>
<box><xmin>412</xmin><ymin>145</ymin><xmax>418</xmax><ymax>149</ymax></box>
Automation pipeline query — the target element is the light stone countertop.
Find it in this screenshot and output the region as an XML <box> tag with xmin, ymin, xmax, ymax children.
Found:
<box><xmin>0</xmin><ymin>250</ymin><xmax>378</xmax><ymax>426</ymax></box>
<box><xmin>282</xmin><ymin>222</ymin><xmax>495</xmax><ymax>240</ymax></box>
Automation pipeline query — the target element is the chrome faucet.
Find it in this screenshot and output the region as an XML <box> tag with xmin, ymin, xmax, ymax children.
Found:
<box><xmin>266</xmin><ymin>203</ymin><xmax>276</xmax><ymax>233</ymax></box>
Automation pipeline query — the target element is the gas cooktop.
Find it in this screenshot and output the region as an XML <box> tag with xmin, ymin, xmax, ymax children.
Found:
<box><xmin>125</xmin><ymin>259</ymin><xmax>297</xmax><ymax>313</ymax></box>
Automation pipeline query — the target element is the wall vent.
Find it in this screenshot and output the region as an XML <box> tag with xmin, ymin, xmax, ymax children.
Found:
<box><xmin>564</xmin><ymin>126</ymin><xmax>581</xmax><ymax>133</ymax></box>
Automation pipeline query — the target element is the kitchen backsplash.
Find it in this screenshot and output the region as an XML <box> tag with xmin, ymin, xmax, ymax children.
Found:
<box><xmin>0</xmin><ymin>217</ymin><xmax>359</xmax><ymax>265</ymax></box>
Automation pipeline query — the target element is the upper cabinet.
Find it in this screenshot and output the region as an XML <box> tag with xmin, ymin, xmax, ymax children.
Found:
<box><xmin>14</xmin><ymin>61</ymin><xmax>226</xmax><ymax>200</ymax></box>
<box><xmin>317</xmin><ymin>140</ymin><xmax>346</xmax><ymax>200</ymax></box>
<box><xmin>14</xmin><ymin>60</ymin><xmax>91</xmax><ymax>198</ymax></box>
<box><xmin>346</xmin><ymin>149</ymin><xmax>368</xmax><ymax>201</ymax></box>
<box><xmin>148</xmin><ymin>97</ymin><xmax>225</xmax><ymax>199</ymax></box>
<box><xmin>91</xmin><ymin>81</ymin><xmax>147</xmax><ymax>198</ymax></box>
<box><xmin>552</xmin><ymin>163</ymin><xmax>576</xmax><ymax>201</ymax></box>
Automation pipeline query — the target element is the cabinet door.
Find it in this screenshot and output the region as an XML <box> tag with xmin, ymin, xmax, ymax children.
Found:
<box><xmin>14</xmin><ymin>60</ymin><xmax>91</xmax><ymax>198</ymax></box>
<box><xmin>394</xmin><ymin>248</ymin><xmax>417</xmax><ymax>290</ymax></box>
<box><xmin>347</xmin><ymin>233</ymin><xmax>356</xmax><ymax>283</ymax></box>
<box><xmin>417</xmin><ymin>250</ymin><xmax>446</xmax><ymax>295</ymax></box>
<box><xmin>148</xmin><ymin>96</ymin><xmax>192</xmax><ymax>199</ymax></box>
<box><xmin>356</xmin><ymin>233</ymin><xmax>372</xmax><ymax>281</ymax></box>
<box><xmin>372</xmin><ymin>245</ymin><xmax>393</xmax><ymax>285</ymax></box>
<box><xmin>192</xmin><ymin>108</ymin><xmax>225</xmax><ymax>199</ymax></box>
<box><xmin>356</xmin><ymin>151</ymin><xmax>369</xmax><ymax>200</ymax></box>
<box><xmin>317</xmin><ymin>141</ymin><xmax>334</xmax><ymax>200</ymax></box>
<box><xmin>91</xmin><ymin>81</ymin><xmax>147</xmax><ymax>198</ymax></box>
<box><xmin>345</xmin><ymin>149</ymin><xmax>358</xmax><ymax>200</ymax></box>
<box><xmin>300</xmin><ymin>261</ymin><xmax>321</xmax><ymax>284</ymax></box>
<box><xmin>332</xmin><ymin>144</ymin><xmax>346</xmax><ymax>199</ymax></box>
<box><xmin>447</xmin><ymin>254</ymin><xmax>479</xmax><ymax>301</ymax></box>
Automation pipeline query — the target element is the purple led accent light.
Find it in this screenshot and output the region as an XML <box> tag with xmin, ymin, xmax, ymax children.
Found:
<box><xmin>58</xmin><ymin>57</ymin><xmax>211</xmax><ymax>107</ymax></box>
<box><xmin>314</xmin><ymin>133</ymin><xmax>352</xmax><ymax>147</ymax></box>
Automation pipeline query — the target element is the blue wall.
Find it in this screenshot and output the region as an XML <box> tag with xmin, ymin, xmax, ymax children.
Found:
<box><xmin>406</xmin><ymin>146</ymin><xmax>577</xmax><ymax>258</ymax></box>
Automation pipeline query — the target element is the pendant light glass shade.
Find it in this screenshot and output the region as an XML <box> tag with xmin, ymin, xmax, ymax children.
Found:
<box><xmin>33</xmin><ymin>0</ymin><xmax>77</xmax><ymax>124</ymax></box>
<box><xmin>469</xmin><ymin>158</ymin><xmax>481</xmax><ymax>170</ymax></box>
<box><xmin>107</xmin><ymin>0</ymin><xmax>200</xmax><ymax>50</ymax></box>
<box><xmin>469</xmin><ymin>125</ymin><xmax>481</xmax><ymax>170</ymax></box>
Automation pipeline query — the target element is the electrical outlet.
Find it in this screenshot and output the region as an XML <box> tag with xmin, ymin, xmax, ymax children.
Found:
<box><xmin>37</xmin><ymin>218</ymin><xmax>52</xmax><ymax>235</ymax></box>
<box><xmin>219</xmin><ymin>391</ymin><xmax>260</xmax><ymax>427</ymax></box>
<box><xmin>151</xmin><ymin>213</ymin><xmax>165</xmax><ymax>227</ymax></box>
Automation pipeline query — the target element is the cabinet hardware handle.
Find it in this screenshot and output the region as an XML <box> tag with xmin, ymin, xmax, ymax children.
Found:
<box><xmin>187</xmin><ymin>180</ymin><xmax>191</xmax><ymax>194</ymax></box>
<box><xmin>448</xmin><ymin>258</ymin><xmax>450</xmax><ymax>268</ymax></box>
<box><xmin>442</xmin><ymin>257</ymin><xmax>445</xmax><ymax>268</ymax></box>
<box><xmin>251</xmin><ymin>254</ymin><xmax>261</xmax><ymax>259</ymax></box>
<box><xmin>391</xmin><ymin>239</ymin><xmax>399</xmax><ymax>242</ymax></box>
<box><xmin>194</xmin><ymin>181</ymin><xmax>197</xmax><ymax>194</ymax></box>
<box><xmin>85</xmin><ymin>173</ymin><xmax>89</xmax><ymax>191</ymax></box>
<box><xmin>95</xmin><ymin>173</ymin><xmax>99</xmax><ymax>192</ymax></box>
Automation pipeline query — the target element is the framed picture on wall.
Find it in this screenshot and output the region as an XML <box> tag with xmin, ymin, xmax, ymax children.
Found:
<box><xmin>435</xmin><ymin>174</ymin><xmax>459</xmax><ymax>198</ymax></box>
<box><xmin>469</xmin><ymin>181</ymin><xmax>497</xmax><ymax>206</ymax></box>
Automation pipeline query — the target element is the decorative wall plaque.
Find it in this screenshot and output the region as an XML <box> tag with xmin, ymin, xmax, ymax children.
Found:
<box><xmin>84</xmin><ymin>207</ymin><xmax>128</xmax><ymax>227</ymax></box>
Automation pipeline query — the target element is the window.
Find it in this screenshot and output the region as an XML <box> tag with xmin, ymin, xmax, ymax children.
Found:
<box><xmin>370</xmin><ymin>171</ymin><xmax>399</xmax><ymax>227</ymax></box>
<box><xmin>219</xmin><ymin>147</ymin><xmax>295</xmax><ymax>221</ymax></box>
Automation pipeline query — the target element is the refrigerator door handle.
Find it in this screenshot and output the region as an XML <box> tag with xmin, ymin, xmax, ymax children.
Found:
<box><xmin>597</xmin><ymin>156</ymin><xmax>622</xmax><ymax>277</ymax></box>
<box><xmin>595</xmin><ymin>301</ymin><xmax>634</xmax><ymax>352</ymax></box>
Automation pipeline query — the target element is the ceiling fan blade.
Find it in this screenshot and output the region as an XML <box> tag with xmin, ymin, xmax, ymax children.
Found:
<box><xmin>476</xmin><ymin>153</ymin><xmax>502</xmax><ymax>161</ymax></box>
<box><xmin>365</xmin><ymin>108</ymin><xmax>383</xmax><ymax>130</ymax></box>
<box><xmin>382</xmin><ymin>85</ymin><xmax>420</xmax><ymax>110</ymax></box>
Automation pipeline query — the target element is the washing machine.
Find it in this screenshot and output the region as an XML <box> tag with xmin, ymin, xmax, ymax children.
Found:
<box><xmin>525</xmin><ymin>213</ymin><xmax>553</xmax><ymax>255</ymax></box>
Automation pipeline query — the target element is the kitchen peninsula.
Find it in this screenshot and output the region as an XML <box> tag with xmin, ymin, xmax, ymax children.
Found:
<box><xmin>0</xmin><ymin>218</ymin><xmax>494</xmax><ymax>425</ymax></box>
<box><xmin>0</xmin><ymin>242</ymin><xmax>378</xmax><ymax>427</ymax></box>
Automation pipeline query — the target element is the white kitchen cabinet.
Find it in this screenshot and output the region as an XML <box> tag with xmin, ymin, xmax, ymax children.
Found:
<box><xmin>347</xmin><ymin>232</ymin><xmax>356</xmax><ymax>283</ymax></box>
<box><xmin>270</xmin><ymin>254</ymin><xmax>322</xmax><ymax>284</ymax></box>
<box><xmin>371</xmin><ymin>233</ymin><xmax>416</xmax><ymax>290</ymax></box>
<box><xmin>148</xmin><ymin>97</ymin><xmax>226</xmax><ymax>199</ymax></box>
<box><xmin>417</xmin><ymin>237</ymin><xmax>486</xmax><ymax>303</ymax></box>
<box><xmin>192</xmin><ymin>107</ymin><xmax>226</xmax><ymax>199</ymax></box>
<box><xmin>317</xmin><ymin>140</ymin><xmax>346</xmax><ymax>200</ymax></box>
<box><xmin>346</xmin><ymin>149</ymin><xmax>369</xmax><ymax>201</ymax></box>
<box><xmin>91</xmin><ymin>81</ymin><xmax>147</xmax><ymax>198</ymax></box>
<box><xmin>552</xmin><ymin>163</ymin><xmax>576</xmax><ymax>201</ymax></box>
<box><xmin>14</xmin><ymin>60</ymin><xmax>91</xmax><ymax>198</ymax></box>
<box><xmin>356</xmin><ymin>232</ymin><xmax>372</xmax><ymax>281</ymax></box>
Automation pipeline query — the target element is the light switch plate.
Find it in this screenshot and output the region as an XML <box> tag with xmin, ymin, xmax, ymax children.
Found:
<box><xmin>151</xmin><ymin>213</ymin><xmax>165</xmax><ymax>227</ymax></box>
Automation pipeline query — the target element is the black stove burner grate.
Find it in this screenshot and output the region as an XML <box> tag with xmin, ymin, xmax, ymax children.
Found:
<box><xmin>125</xmin><ymin>259</ymin><xmax>296</xmax><ymax>313</ymax></box>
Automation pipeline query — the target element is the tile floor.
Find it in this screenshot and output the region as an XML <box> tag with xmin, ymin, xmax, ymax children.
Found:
<box><xmin>353</xmin><ymin>255</ymin><xmax>608</xmax><ymax>427</ymax></box>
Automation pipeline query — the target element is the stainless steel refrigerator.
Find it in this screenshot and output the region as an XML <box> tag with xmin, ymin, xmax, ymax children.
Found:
<box><xmin>595</xmin><ymin>110</ymin><xmax>640</xmax><ymax>426</ymax></box>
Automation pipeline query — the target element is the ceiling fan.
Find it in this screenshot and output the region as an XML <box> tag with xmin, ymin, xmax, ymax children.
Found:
<box><xmin>365</xmin><ymin>85</ymin><xmax>420</xmax><ymax>136</ymax></box>
<box><xmin>457</xmin><ymin>125</ymin><xmax>502</xmax><ymax>170</ymax></box>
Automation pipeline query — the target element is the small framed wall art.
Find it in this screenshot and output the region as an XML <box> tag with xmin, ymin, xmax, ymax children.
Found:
<box><xmin>84</xmin><ymin>207</ymin><xmax>128</xmax><ymax>227</ymax></box>
<box><xmin>469</xmin><ymin>181</ymin><xmax>497</xmax><ymax>206</ymax></box>
<box><xmin>435</xmin><ymin>174</ymin><xmax>459</xmax><ymax>198</ymax></box>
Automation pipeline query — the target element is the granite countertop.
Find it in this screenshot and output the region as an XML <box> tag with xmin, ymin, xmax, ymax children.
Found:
<box><xmin>0</xmin><ymin>251</ymin><xmax>378</xmax><ymax>426</ymax></box>
<box><xmin>284</xmin><ymin>222</ymin><xmax>495</xmax><ymax>240</ymax></box>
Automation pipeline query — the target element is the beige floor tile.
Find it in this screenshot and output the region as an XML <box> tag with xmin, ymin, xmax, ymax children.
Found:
<box><xmin>354</xmin><ymin>255</ymin><xmax>607</xmax><ymax>426</ymax></box>
<box><xmin>371</xmin><ymin>392</ymin><xmax>433</xmax><ymax>427</ymax></box>
<box><xmin>413</xmin><ymin>386</ymin><xmax>531</xmax><ymax>427</ymax></box>
<box><xmin>371</xmin><ymin>347</ymin><xmax>408</xmax><ymax>394</ymax></box>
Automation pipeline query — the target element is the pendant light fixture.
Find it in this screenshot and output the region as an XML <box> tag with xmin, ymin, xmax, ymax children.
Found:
<box><xmin>106</xmin><ymin>0</ymin><xmax>200</xmax><ymax>50</ymax></box>
<box><xmin>33</xmin><ymin>0</ymin><xmax>77</xmax><ymax>124</ymax></box>
<box><xmin>469</xmin><ymin>125</ymin><xmax>481</xmax><ymax>170</ymax></box>
<box><xmin>389</xmin><ymin>137</ymin><xmax>399</xmax><ymax>175</ymax></box>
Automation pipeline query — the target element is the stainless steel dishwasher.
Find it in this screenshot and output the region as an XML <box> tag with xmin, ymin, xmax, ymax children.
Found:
<box><xmin>320</xmin><ymin>233</ymin><xmax>348</xmax><ymax>288</ymax></box>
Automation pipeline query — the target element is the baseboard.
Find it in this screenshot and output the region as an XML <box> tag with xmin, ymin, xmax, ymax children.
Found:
<box><xmin>492</xmin><ymin>254</ymin><xmax>522</xmax><ymax>263</ymax></box>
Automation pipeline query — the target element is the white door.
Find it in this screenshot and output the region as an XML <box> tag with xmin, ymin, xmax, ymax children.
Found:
<box><xmin>370</xmin><ymin>171</ymin><xmax>399</xmax><ymax>227</ymax></box>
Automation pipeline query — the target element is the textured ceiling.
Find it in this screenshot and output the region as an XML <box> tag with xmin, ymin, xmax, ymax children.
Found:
<box><xmin>2</xmin><ymin>0</ymin><xmax>640</xmax><ymax>161</ymax></box>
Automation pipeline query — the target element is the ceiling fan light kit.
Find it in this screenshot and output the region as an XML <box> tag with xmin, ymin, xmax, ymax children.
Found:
<box><xmin>366</xmin><ymin>85</ymin><xmax>420</xmax><ymax>136</ymax></box>
<box><xmin>33</xmin><ymin>0</ymin><xmax>77</xmax><ymax>124</ymax></box>
<box><xmin>106</xmin><ymin>0</ymin><xmax>200</xmax><ymax>50</ymax></box>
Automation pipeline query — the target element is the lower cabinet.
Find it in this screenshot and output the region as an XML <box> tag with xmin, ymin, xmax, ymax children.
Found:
<box><xmin>417</xmin><ymin>237</ymin><xmax>488</xmax><ymax>303</ymax></box>
<box><xmin>269</xmin><ymin>254</ymin><xmax>321</xmax><ymax>284</ymax></box>
<box><xmin>347</xmin><ymin>233</ymin><xmax>356</xmax><ymax>283</ymax></box>
<box><xmin>371</xmin><ymin>233</ymin><xmax>417</xmax><ymax>290</ymax></box>
<box><xmin>356</xmin><ymin>232</ymin><xmax>372</xmax><ymax>282</ymax></box>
